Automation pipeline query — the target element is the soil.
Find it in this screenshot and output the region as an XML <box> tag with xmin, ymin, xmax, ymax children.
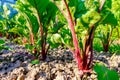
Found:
<box><xmin>0</xmin><ymin>40</ymin><xmax>120</xmax><ymax>80</ymax></box>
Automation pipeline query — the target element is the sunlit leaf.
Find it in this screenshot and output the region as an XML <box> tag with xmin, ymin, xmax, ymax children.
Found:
<box><xmin>101</xmin><ymin>11</ymin><xmax>118</xmax><ymax>26</ymax></box>
<box><xmin>31</xmin><ymin>59</ymin><xmax>39</xmax><ymax>65</ymax></box>
<box><xmin>28</xmin><ymin>0</ymin><xmax>49</xmax><ymax>15</ymax></box>
<box><xmin>94</xmin><ymin>63</ymin><xmax>119</xmax><ymax>80</ymax></box>
<box><xmin>0</xmin><ymin>39</ymin><xmax>5</xmax><ymax>44</ymax></box>
<box><xmin>51</xmin><ymin>33</ymin><xmax>62</xmax><ymax>43</ymax></box>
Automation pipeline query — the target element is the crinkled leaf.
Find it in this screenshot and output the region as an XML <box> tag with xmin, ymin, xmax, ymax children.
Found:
<box><xmin>81</xmin><ymin>9</ymin><xmax>101</xmax><ymax>27</ymax></box>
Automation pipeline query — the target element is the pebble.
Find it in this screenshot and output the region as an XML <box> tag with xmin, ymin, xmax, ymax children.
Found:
<box><xmin>90</xmin><ymin>74</ymin><xmax>97</xmax><ymax>79</ymax></box>
<box><xmin>118</xmin><ymin>63</ymin><xmax>120</xmax><ymax>67</ymax></box>
<box><xmin>38</xmin><ymin>77</ymin><xmax>47</xmax><ymax>80</ymax></box>
<box><xmin>14</xmin><ymin>60</ymin><xmax>21</xmax><ymax>68</ymax></box>
<box><xmin>27</xmin><ymin>64</ymin><xmax>33</xmax><ymax>70</ymax></box>
<box><xmin>0</xmin><ymin>56</ymin><xmax>4</xmax><ymax>61</ymax></box>
<box><xmin>54</xmin><ymin>71</ymin><xmax>65</xmax><ymax>80</ymax></box>
<box><xmin>10</xmin><ymin>75</ymin><xmax>17</xmax><ymax>80</ymax></box>
<box><xmin>17</xmin><ymin>74</ymin><xmax>24</xmax><ymax>80</ymax></box>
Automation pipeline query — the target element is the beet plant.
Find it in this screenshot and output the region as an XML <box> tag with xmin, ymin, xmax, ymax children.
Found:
<box><xmin>53</xmin><ymin>0</ymin><xmax>118</xmax><ymax>77</ymax></box>
<box><xmin>95</xmin><ymin>25</ymin><xmax>114</xmax><ymax>52</ymax></box>
<box><xmin>94</xmin><ymin>0</ymin><xmax>119</xmax><ymax>53</ymax></box>
<box><xmin>15</xmin><ymin>0</ymin><xmax>58</xmax><ymax>60</ymax></box>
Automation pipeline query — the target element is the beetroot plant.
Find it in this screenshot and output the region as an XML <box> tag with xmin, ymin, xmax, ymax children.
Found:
<box><xmin>53</xmin><ymin>0</ymin><xmax>117</xmax><ymax>77</ymax></box>
<box><xmin>95</xmin><ymin>25</ymin><xmax>118</xmax><ymax>52</ymax></box>
<box><xmin>15</xmin><ymin>0</ymin><xmax>58</xmax><ymax>60</ymax></box>
<box><xmin>94</xmin><ymin>0</ymin><xmax>118</xmax><ymax>52</ymax></box>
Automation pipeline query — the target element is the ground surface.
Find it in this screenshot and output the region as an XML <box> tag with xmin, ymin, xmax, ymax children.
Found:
<box><xmin>0</xmin><ymin>40</ymin><xmax>120</xmax><ymax>80</ymax></box>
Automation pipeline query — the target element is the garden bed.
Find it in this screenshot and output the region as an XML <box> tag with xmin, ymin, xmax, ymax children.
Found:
<box><xmin>0</xmin><ymin>42</ymin><xmax>120</xmax><ymax>80</ymax></box>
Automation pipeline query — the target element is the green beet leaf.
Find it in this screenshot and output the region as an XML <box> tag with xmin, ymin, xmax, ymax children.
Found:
<box><xmin>101</xmin><ymin>11</ymin><xmax>118</xmax><ymax>26</ymax></box>
<box><xmin>0</xmin><ymin>46</ymin><xmax>4</xmax><ymax>50</ymax></box>
<box><xmin>94</xmin><ymin>63</ymin><xmax>119</xmax><ymax>80</ymax></box>
<box><xmin>31</xmin><ymin>59</ymin><xmax>39</xmax><ymax>65</ymax></box>
<box><xmin>26</xmin><ymin>13</ymin><xmax>39</xmax><ymax>35</ymax></box>
<box><xmin>0</xmin><ymin>39</ymin><xmax>5</xmax><ymax>44</ymax></box>
<box><xmin>51</xmin><ymin>33</ymin><xmax>62</xmax><ymax>44</ymax></box>
<box><xmin>28</xmin><ymin>0</ymin><xmax>49</xmax><ymax>15</ymax></box>
<box><xmin>25</xmin><ymin>44</ymin><xmax>34</xmax><ymax>51</ymax></box>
